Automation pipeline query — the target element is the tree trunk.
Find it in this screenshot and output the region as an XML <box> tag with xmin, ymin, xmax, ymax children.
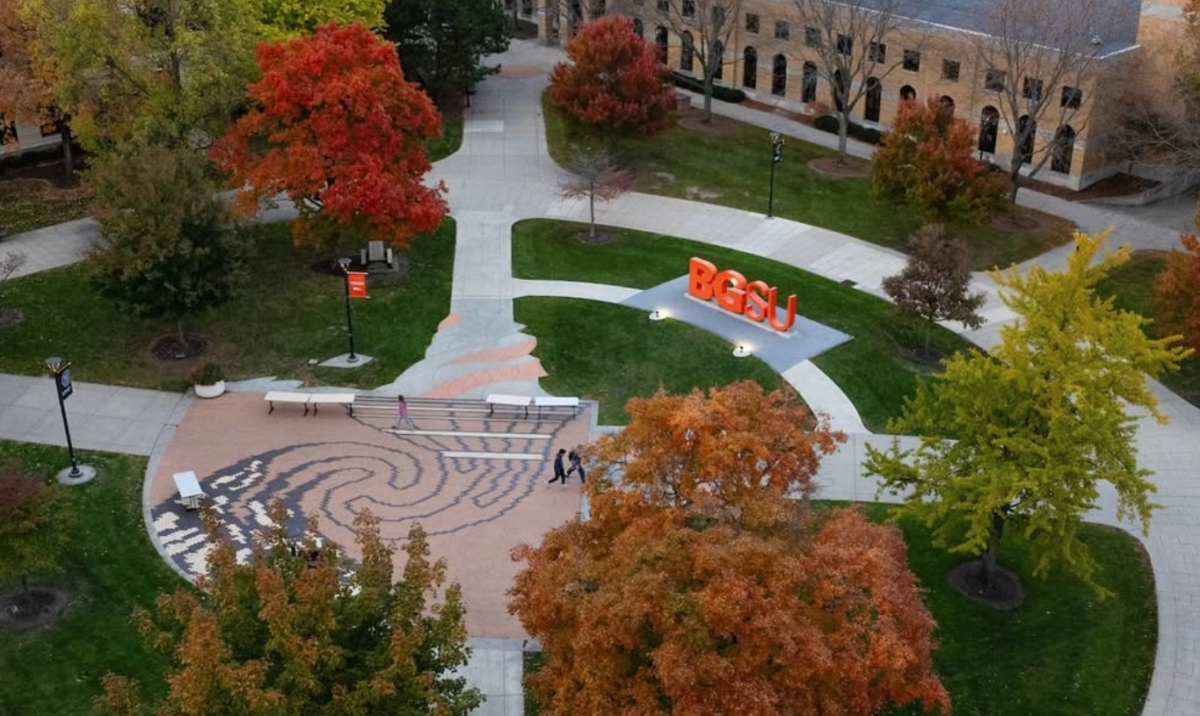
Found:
<box><xmin>703</xmin><ymin>74</ymin><xmax>714</xmax><ymax>124</ymax></box>
<box><xmin>176</xmin><ymin>318</ymin><xmax>187</xmax><ymax>352</ymax></box>
<box><xmin>837</xmin><ymin>115</ymin><xmax>849</xmax><ymax>164</ymax></box>
<box><xmin>925</xmin><ymin>314</ymin><xmax>934</xmax><ymax>355</ymax></box>
<box><xmin>589</xmin><ymin>192</ymin><xmax>597</xmax><ymax>239</ymax></box>
<box><xmin>1008</xmin><ymin>167</ymin><xmax>1022</xmax><ymax>204</ymax></box>
<box><xmin>60</xmin><ymin>124</ymin><xmax>74</xmax><ymax>178</ymax></box>
<box><xmin>981</xmin><ymin>511</ymin><xmax>1006</xmax><ymax>593</ymax></box>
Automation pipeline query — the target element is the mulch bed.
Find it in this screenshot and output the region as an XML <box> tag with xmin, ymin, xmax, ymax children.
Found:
<box><xmin>0</xmin><ymin>151</ymin><xmax>89</xmax><ymax>188</ymax></box>
<box><xmin>808</xmin><ymin>157</ymin><xmax>870</xmax><ymax>179</ymax></box>
<box><xmin>0</xmin><ymin>586</ymin><xmax>71</xmax><ymax>632</ymax></box>
<box><xmin>150</xmin><ymin>333</ymin><xmax>212</xmax><ymax>362</ymax></box>
<box><xmin>677</xmin><ymin>109</ymin><xmax>742</xmax><ymax>137</ymax></box>
<box><xmin>0</xmin><ymin>308</ymin><xmax>22</xmax><ymax>329</ymax></box>
<box><xmin>950</xmin><ymin>560</ymin><xmax>1027</xmax><ymax>610</ymax></box>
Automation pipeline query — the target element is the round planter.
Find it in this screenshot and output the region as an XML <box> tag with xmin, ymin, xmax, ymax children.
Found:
<box><xmin>194</xmin><ymin>380</ymin><xmax>226</xmax><ymax>399</ymax></box>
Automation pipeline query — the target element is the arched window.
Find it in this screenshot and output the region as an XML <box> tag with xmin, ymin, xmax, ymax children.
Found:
<box><xmin>833</xmin><ymin>70</ymin><xmax>846</xmax><ymax>112</ymax></box>
<box><xmin>772</xmin><ymin>54</ymin><xmax>787</xmax><ymax>96</ymax></box>
<box><xmin>656</xmin><ymin>26</ymin><xmax>669</xmax><ymax>64</ymax></box>
<box><xmin>939</xmin><ymin>95</ymin><xmax>955</xmax><ymax>114</ymax></box>
<box><xmin>681</xmin><ymin>31</ymin><xmax>694</xmax><ymax>72</ymax></box>
<box><xmin>802</xmin><ymin>62</ymin><xmax>817</xmax><ymax>103</ymax></box>
<box><xmin>864</xmin><ymin>77</ymin><xmax>882</xmax><ymax>122</ymax></box>
<box><xmin>633</xmin><ymin>18</ymin><xmax>643</xmax><ymax>38</ymax></box>
<box><xmin>713</xmin><ymin>41</ymin><xmax>724</xmax><ymax>80</ymax></box>
<box><xmin>900</xmin><ymin>84</ymin><xmax>916</xmax><ymax>102</ymax></box>
<box><xmin>591</xmin><ymin>0</ymin><xmax>606</xmax><ymax>20</ymax></box>
<box><xmin>521</xmin><ymin>0</ymin><xmax>532</xmax><ymax>15</ymax></box>
<box><xmin>1052</xmin><ymin>125</ymin><xmax>1076</xmax><ymax>173</ymax></box>
<box><xmin>1017</xmin><ymin>115</ymin><xmax>1035</xmax><ymax>165</ymax></box>
<box><xmin>978</xmin><ymin>106</ymin><xmax>999</xmax><ymax>153</ymax></box>
<box><xmin>743</xmin><ymin>47</ymin><xmax>757</xmax><ymax>89</ymax></box>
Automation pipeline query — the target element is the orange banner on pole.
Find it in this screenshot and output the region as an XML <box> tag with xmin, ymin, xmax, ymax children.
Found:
<box><xmin>347</xmin><ymin>272</ymin><xmax>368</xmax><ymax>299</ymax></box>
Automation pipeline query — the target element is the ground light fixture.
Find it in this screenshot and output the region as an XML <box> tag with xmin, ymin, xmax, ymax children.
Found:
<box><xmin>45</xmin><ymin>356</ymin><xmax>82</xmax><ymax>479</ymax></box>
<box><xmin>732</xmin><ymin>344</ymin><xmax>752</xmax><ymax>358</ymax></box>
<box><xmin>649</xmin><ymin>309</ymin><xmax>667</xmax><ymax>321</ymax></box>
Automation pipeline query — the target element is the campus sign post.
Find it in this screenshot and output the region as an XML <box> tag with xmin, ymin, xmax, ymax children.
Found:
<box><xmin>44</xmin><ymin>356</ymin><xmax>81</xmax><ymax>479</ymax></box>
<box><xmin>767</xmin><ymin>132</ymin><xmax>784</xmax><ymax>218</ymax></box>
<box><xmin>337</xmin><ymin>259</ymin><xmax>368</xmax><ymax>364</ymax></box>
<box><xmin>688</xmin><ymin>257</ymin><xmax>797</xmax><ymax>332</ymax></box>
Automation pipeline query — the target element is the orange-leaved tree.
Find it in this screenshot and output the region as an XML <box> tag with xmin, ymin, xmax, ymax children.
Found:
<box><xmin>1156</xmin><ymin>228</ymin><xmax>1200</xmax><ymax>353</ymax></box>
<box><xmin>510</xmin><ymin>382</ymin><xmax>951</xmax><ymax>716</ymax></box>
<box><xmin>871</xmin><ymin>97</ymin><xmax>1008</xmax><ymax>224</ymax></box>
<box><xmin>97</xmin><ymin>504</ymin><xmax>481</xmax><ymax>716</ymax></box>
<box><xmin>548</xmin><ymin>15</ymin><xmax>675</xmax><ymax>148</ymax></box>
<box><xmin>211</xmin><ymin>22</ymin><xmax>447</xmax><ymax>254</ymax></box>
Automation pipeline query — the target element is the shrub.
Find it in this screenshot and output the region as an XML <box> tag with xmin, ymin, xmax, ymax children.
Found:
<box><xmin>189</xmin><ymin>363</ymin><xmax>225</xmax><ymax>386</ymax></box>
<box><xmin>670</xmin><ymin>72</ymin><xmax>746</xmax><ymax>103</ymax></box>
<box><xmin>812</xmin><ymin>115</ymin><xmax>882</xmax><ymax>145</ymax></box>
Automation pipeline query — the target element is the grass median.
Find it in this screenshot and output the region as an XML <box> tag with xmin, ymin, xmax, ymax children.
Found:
<box><xmin>513</xmin><ymin>219</ymin><xmax>974</xmax><ymax>430</ymax></box>
<box><xmin>542</xmin><ymin>95</ymin><xmax>1071</xmax><ymax>271</ymax></box>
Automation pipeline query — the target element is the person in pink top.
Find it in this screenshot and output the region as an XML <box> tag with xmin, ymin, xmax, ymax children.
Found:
<box><xmin>394</xmin><ymin>395</ymin><xmax>416</xmax><ymax>430</ymax></box>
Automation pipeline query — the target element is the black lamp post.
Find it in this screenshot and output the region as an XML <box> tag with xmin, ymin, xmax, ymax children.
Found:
<box><xmin>45</xmin><ymin>356</ymin><xmax>81</xmax><ymax>479</ymax></box>
<box><xmin>337</xmin><ymin>258</ymin><xmax>358</xmax><ymax>363</ymax></box>
<box><xmin>767</xmin><ymin>132</ymin><xmax>785</xmax><ymax>218</ymax></box>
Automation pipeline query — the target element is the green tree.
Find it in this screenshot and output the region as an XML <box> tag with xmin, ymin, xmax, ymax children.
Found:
<box><xmin>864</xmin><ymin>230</ymin><xmax>1192</xmax><ymax>599</ymax></box>
<box><xmin>98</xmin><ymin>506</ymin><xmax>482</xmax><ymax>716</ymax></box>
<box><xmin>259</xmin><ymin>0</ymin><xmax>385</xmax><ymax>38</ymax></box>
<box><xmin>0</xmin><ymin>464</ymin><xmax>70</xmax><ymax>607</ymax></box>
<box><xmin>86</xmin><ymin>142</ymin><xmax>246</xmax><ymax>355</ymax></box>
<box><xmin>19</xmin><ymin>0</ymin><xmax>262</xmax><ymax>152</ymax></box>
<box><xmin>383</xmin><ymin>0</ymin><xmax>510</xmax><ymax>104</ymax></box>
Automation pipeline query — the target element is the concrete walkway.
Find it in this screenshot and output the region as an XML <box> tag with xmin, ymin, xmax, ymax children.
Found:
<box><xmin>0</xmin><ymin>373</ymin><xmax>188</xmax><ymax>456</ymax></box>
<box><xmin>0</xmin><ymin>217</ymin><xmax>100</xmax><ymax>278</ymax></box>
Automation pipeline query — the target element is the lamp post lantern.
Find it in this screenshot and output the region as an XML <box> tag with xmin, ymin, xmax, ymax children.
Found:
<box><xmin>44</xmin><ymin>356</ymin><xmax>81</xmax><ymax>479</ymax></box>
<box><xmin>768</xmin><ymin>133</ymin><xmax>785</xmax><ymax>218</ymax></box>
<box><xmin>337</xmin><ymin>258</ymin><xmax>358</xmax><ymax>364</ymax></box>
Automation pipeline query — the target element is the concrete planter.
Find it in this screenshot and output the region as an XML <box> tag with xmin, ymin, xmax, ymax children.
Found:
<box><xmin>194</xmin><ymin>380</ymin><xmax>226</xmax><ymax>399</ymax></box>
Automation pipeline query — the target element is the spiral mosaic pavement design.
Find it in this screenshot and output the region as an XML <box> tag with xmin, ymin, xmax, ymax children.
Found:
<box><xmin>149</xmin><ymin>393</ymin><xmax>588</xmax><ymax>636</ymax></box>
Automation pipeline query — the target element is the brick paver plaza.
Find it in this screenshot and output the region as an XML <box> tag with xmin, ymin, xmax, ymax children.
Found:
<box><xmin>148</xmin><ymin>393</ymin><xmax>589</xmax><ymax>637</ymax></box>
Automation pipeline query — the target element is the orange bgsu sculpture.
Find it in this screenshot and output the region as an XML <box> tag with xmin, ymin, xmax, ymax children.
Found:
<box><xmin>688</xmin><ymin>257</ymin><xmax>797</xmax><ymax>332</ymax></box>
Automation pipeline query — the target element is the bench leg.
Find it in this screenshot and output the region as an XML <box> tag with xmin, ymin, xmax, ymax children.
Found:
<box><xmin>489</xmin><ymin>404</ymin><xmax>494</xmax><ymax>417</ymax></box>
<box><xmin>303</xmin><ymin>404</ymin><xmax>309</xmax><ymax>416</ymax></box>
<box><xmin>269</xmin><ymin>402</ymin><xmax>275</xmax><ymax>415</ymax></box>
<box><xmin>313</xmin><ymin>404</ymin><xmax>319</xmax><ymax>416</ymax></box>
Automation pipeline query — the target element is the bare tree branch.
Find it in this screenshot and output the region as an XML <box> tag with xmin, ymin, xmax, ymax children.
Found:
<box><xmin>559</xmin><ymin>153</ymin><xmax>634</xmax><ymax>240</ymax></box>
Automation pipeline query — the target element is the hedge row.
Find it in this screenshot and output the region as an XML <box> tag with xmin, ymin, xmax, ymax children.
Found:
<box><xmin>670</xmin><ymin>72</ymin><xmax>747</xmax><ymax>104</ymax></box>
<box><xmin>813</xmin><ymin>115</ymin><xmax>883</xmax><ymax>145</ymax></box>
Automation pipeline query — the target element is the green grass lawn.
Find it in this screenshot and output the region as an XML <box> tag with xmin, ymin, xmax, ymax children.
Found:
<box><xmin>427</xmin><ymin>105</ymin><xmax>465</xmax><ymax>163</ymax></box>
<box><xmin>0</xmin><ymin>179</ymin><xmax>92</xmax><ymax>235</ymax></box>
<box><xmin>542</xmin><ymin>96</ymin><xmax>1072</xmax><ymax>271</ymax></box>
<box><xmin>524</xmin><ymin>505</ymin><xmax>1157</xmax><ymax>716</ymax></box>
<box><xmin>515</xmin><ymin>298</ymin><xmax>784</xmax><ymax>424</ymax></box>
<box><xmin>0</xmin><ymin>220</ymin><xmax>455</xmax><ymax>391</ymax></box>
<box><xmin>0</xmin><ymin>442</ymin><xmax>184</xmax><ymax>716</ymax></box>
<box><xmin>1096</xmin><ymin>251</ymin><xmax>1200</xmax><ymax>403</ymax></box>
<box><xmin>513</xmin><ymin>220</ymin><xmax>974</xmax><ymax>430</ymax></box>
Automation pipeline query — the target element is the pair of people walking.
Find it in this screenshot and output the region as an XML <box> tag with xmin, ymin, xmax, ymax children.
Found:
<box><xmin>548</xmin><ymin>448</ymin><xmax>585</xmax><ymax>485</ymax></box>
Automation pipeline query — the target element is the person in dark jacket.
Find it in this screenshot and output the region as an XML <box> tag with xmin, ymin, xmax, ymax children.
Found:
<box><xmin>566</xmin><ymin>449</ymin><xmax>585</xmax><ymax>483</ymax></box>
<box><xmin>548</xmin><ymin>448</ymin><xmax>567</xmax><ymax>484</ymax></box>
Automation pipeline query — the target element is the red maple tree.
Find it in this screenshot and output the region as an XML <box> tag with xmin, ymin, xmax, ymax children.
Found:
<box><xmin>510</xmin><ymin>382</ymin><xmax>950</xmax><ymax>716</ymax></box>
<box><xmin>211</xmin><ymin>22</ymin><xmax>447</xmax><ymax>251</ymax></box>
<box><xmin>1156</xmin><ymin>229</ymin><xmax>1200</xmax><ymax>353</ymax></box>
<box><xmin>548</xmin><ymin>16</ymin><xmax>675</xmax><ymax>145</ymax></box>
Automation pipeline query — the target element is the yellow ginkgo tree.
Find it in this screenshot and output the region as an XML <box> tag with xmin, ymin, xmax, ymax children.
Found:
<box><xmin>865</xmin><ymin>230</ymin><xmax>1193</xmax><ymax>602</ymax></box>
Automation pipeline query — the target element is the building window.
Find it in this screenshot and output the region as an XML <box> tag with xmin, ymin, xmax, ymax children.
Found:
<box><xmin>1052</xmin><ymin>125</ymin><xmax>1076</xmax><ymax>173</ymax></box>
<box><xmin>985</xmin><ymin>68</ymin><xmax>1006</xmax><ymax>91</ymax></box>
<box><xmin>900</xmin><ymin>84</ymin><xmax>916</xmax><ymax>101</ymax></box>
<box><xmin>522</xmin><ymin>0</ymin><xmax>532</xmax><ymax>15</ymax></box>
<box><xmin>940</xmin><ymin>95</ymin><xmax>955</xmax><ymax>114</ymax></box>
<box><xmin>682</xmin><ymin>0</ymin><xmax>695</xmax><ymax>18</ymax></box>
<box><xmin>681</xmin><ymin>31</ymin><xmax>694</xmax><ymax>72</ymax></box>
<box><xmin>869</xmin><ymin>42</ymin><xmax>886</xmax><ymax>64</ymax></box>
<box><xmin>591</xmin><ymin>0</ymin><xmax>606</xmax><ymax>19</ymax></box>
<box><xmin>634</xmin><ymin>18</ymin><xmax>644</xmax><ymax>38</ymax></box>
<box><xmin>805</xmin><ymin>26</ymin><xmax>821</xmax><ymax>48</ymax></box>
<box><xmin>802</xmin><ymin>61</ymin><xmax>818</xmax><ymax>102</ymax></box>
<box><xmin>772</xmin><ymin>54</ymin><xmax>787</xmax><ymax>96</ymax></box>
<box><xmin>1062</xmin><ymin>86</ymin><xmax>1082</xmax><ymax>109</ymax></box>
<box><xmin>655</xmin><ymin>26</ymin><xmax>668</xmax><ymax>64</ymax></box>
<box><xmin>903</xmin><ymin>50</ymin><xmax>921</xmax><ymax>72</ymax></box>
<box><xmin>1017</xmin><ymin>115</ymin><xmax>1035</xmax><ymax>165</ymax></box>
<box><xmin>712</xmin><ymin>4</ymin><xmax>725</xmax><ymax>26</ymax></box>
<box><xmin>864</xmin><ymin>78</ymin><xmax>882</xmax><ymax>122</ymax></box>
<box><xmin>745</xmin><ymin>13</ymin><xmax>759</xmax><ymax>33</ymax></box>
<box><xmin>837</xmin><ymin>34</ymin><xmax>853</xmax><ymax>57</ymax></box>
<box><xmin>1023</xmin><ymin>77</ymin><xmax>1044</xmax><ymax>102</ymax></box>
<box><xmin>775</xmin><ymin>21</ymin><xmax>790</xmax><ymax>41</ymax></box>
<box><xmin>942</xmin><ymin>59</ymin><xmax>960</xmax><ymax>82</ymax></box>
<box><xmin>743</xmin><ymin>47</ymin><xmax>758</xmax><ymax>89</ymax></box>
<box><xmin>979</xmin><ymin>106</ymin><xmax>999</xmax><ymax>153</ymax></box>
<box><xmin>657</xmin><ymin>0</ymin><xmax>668</xmax><ymax>13</ymax></box>
<box><xmin>833</xmin><ymin>69</ymin><xmax>846</xmax><ymax>112</ymax></box>
<box><xmin>714</xmin><ymin>41</ymin><xmax>724</xmax><ymax>79</ymax></box>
